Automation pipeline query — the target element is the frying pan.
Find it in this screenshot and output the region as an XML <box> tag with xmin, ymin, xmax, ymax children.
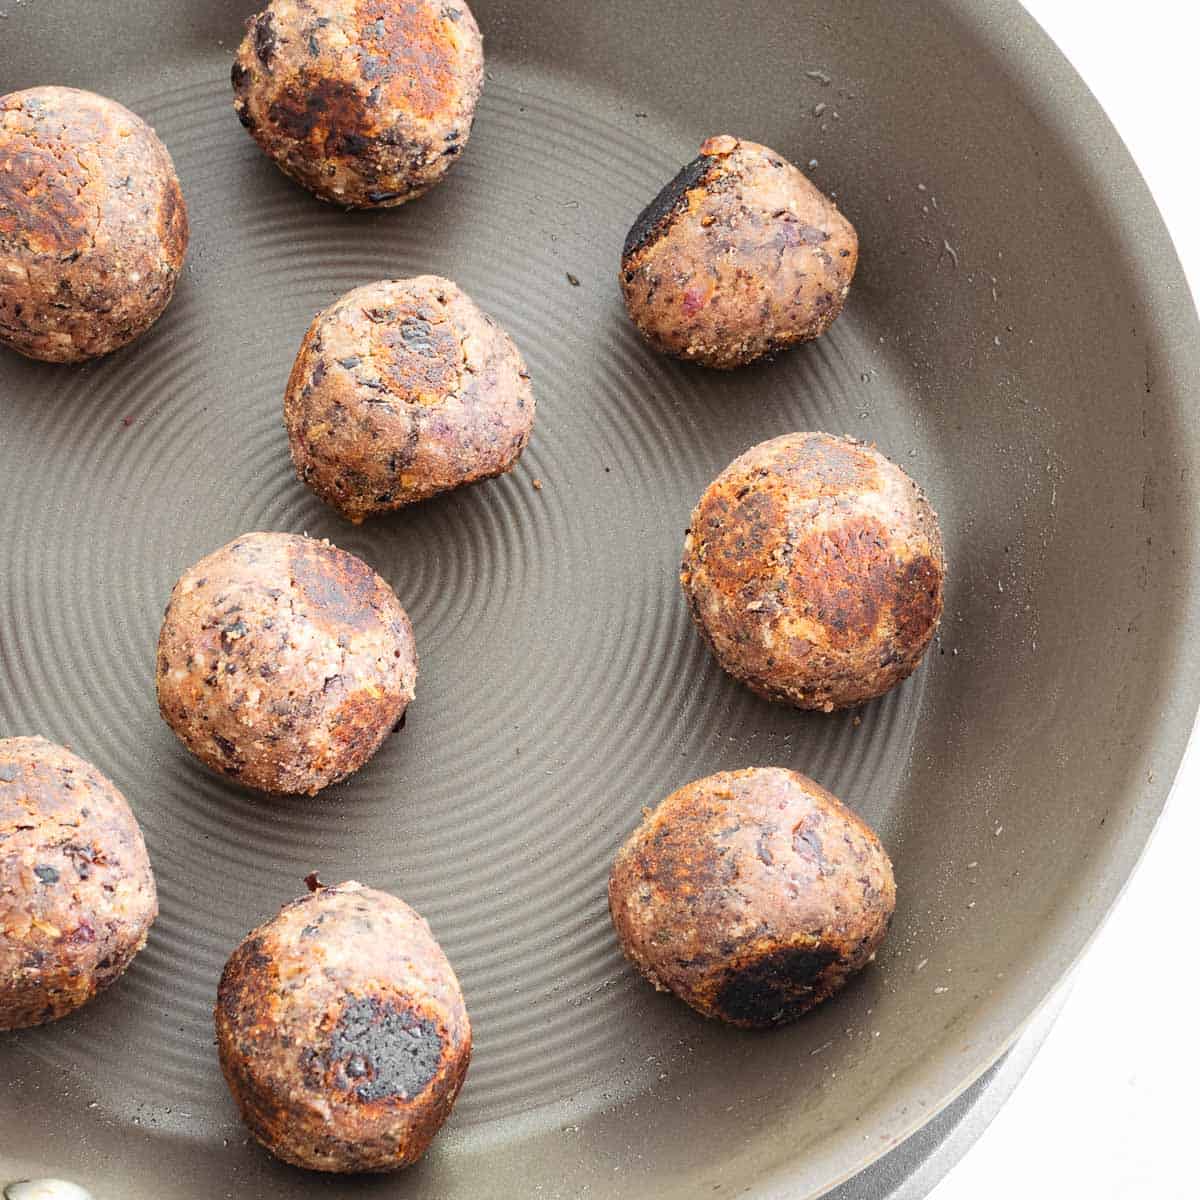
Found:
<box><xmin>2</xmin><ymin>1</ymin><xmax>1198</xmax><ymax>1196</ymax></box>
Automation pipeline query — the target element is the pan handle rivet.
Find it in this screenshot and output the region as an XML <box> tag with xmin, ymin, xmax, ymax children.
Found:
<box><xmin>5</xmin><ymin>1182</ymin><xmax>94</xmax><ymax>1200</ymax></box>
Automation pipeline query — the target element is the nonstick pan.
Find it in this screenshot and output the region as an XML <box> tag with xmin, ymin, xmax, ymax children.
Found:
<box><xmin>2</xmin><ymin>1</ymin><xmax>1198</xmax><ymax>1196</ymax></box>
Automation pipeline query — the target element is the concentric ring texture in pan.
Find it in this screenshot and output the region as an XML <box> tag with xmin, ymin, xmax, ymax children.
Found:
<box><xmin>1</xmin><ymin>1</ymin><xmax>1198</xmax><ymax>1197</ymax></box>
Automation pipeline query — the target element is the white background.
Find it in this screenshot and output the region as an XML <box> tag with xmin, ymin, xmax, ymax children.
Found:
<box><xmin>932</xmin><ymin>3</ymin><xmax>1197</xmax><ymax>1197</ymax></box>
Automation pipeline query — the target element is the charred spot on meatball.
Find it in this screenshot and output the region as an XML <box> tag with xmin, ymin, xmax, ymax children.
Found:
<box><xmin>284</xmin><ymin>276</ymin><xmax>535</xmax><ymax>522</ymax></box>
<box><xmin>620</xmin><ymin>136</ymin><xmax>857</xmax><ymax>369</ymax></box>
<box><xmin>608</xmin><ymin>767</ymin><xmax>895</xmax><ymax>1029</ymax></box>
<box><xmin>0</xmin><ymin>737</ymin><xmax>157</xmax><ymax>1030</ymax></box>
<box><xmin>0</xmin><ymin>86</ymin><xmax>188</xmax><ymax>363</ymax></box>
<box><xmin>714</xmin><ymin>945</ymin><xmax>840</xmax><ymax>1026</ymax></box>
<box><xmin>156</xmin><ymin>532</ymin><xmax>417</xmax><ymax>795</ymax></box>
<box><xmin>622</xmin><ymin>152</ymin><xmax>722</xmax><ymax>261</ymax></box>
<box><xmin>231</xmin><ymin>0</ymin><xmax>484</xmax><ymax>208</ymax></box>
<box><xmin>215</xmin><ymin>881</ymin><xmax>471</xmax><ymax>1172</ymax></box>
<box><xmin>680</xmin><ymin>432</ymin><xmax>945</xmax><ymax>711</ymax></box>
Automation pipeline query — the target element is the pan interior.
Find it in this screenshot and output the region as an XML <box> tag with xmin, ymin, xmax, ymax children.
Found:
<box><xmin>1</xmin><ymin>1</ymin><xmax>1196</xmax><ymax>1197</ymax></box>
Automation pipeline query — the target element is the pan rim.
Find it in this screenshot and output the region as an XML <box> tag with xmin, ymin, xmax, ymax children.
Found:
<box><xmin>745</xmin><ymin>0</ymin><xmax>1200</xmax><ymax>1193</ymax></box>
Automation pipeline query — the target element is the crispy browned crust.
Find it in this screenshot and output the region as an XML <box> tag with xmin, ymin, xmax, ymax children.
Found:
<box><xmin>231</xmin><ymin>0</ymin><xmax>483</xmax><ymax>208</ymax></box>
<box><xmin>0</xmin><ymin>737</ymin><xmax>157</xmax><ymax>1030</ymax></box>
<box><xmin>608</xmin><ymin>767</ymin><xmax>894</xmax><ymax>1029</ymax></box>
<box><xmin>681</xmin><ymin>432</ymin><xmax>945</xmax><ymax>711</ymax></box>
<box><xmin>215</xmin><ymin>880</ymin><xmax>471</xmax><ymax>1172</ymax></box>
<box><xmin>155</xmin><ymin>532</ymin><xmax>417</xmax><ymax>795</ymax></box>
<box><xmin>620</xmin><ymin>136</ymin><xmax>857</xmax><ymax>369</ymax></box>
<box><xmin>0</xmin><ymin>86</ymin><xmax>188</xmax><ymax>363</ymax></box>
<box><xmin>284</xmin><ymin>276</ymin><xmax>534</xmax><ymax>521</ymax></box>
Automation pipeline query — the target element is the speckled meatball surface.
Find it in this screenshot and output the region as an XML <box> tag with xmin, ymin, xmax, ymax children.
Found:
<box><xmin>0</xmin><ymin>86</ymin><xmax>188</xmax><ymax>363</ymax></box>
<box><xmin>620</xmin><ymin>136</ymin><xmax>857</xmax><ymax>369</ymax></box>
<box><xmin>216</xmin><ymin>879</ymin><xmax>471</xmax><ymax>1172</ymax></box>
<box><xmin>285</xmin><ymin>276</ymin><xmax>534</xmax><ymax>521</ymax></box>
<box><xmin>609</xmin><ymin>767</ymin><xmax>894</xmax><ymax>1029</ymax></box>
<box><xmin>1</xmin><ymin>737</ymin><xmax>157</xmax><ymax>1030</ymax></box>
<box><xmin>156</xmin><ymin>532</ymin><xmax>417</xmax><ymax>795</ymax></box>
<box><xmin>681</xmin><ymin>432</ymin><xmax>945</xmax><ymax>711</ymax></box>
<box><xmin>232</xmin><ymin>0</ymin><xmax>484</xmax><ymax>208</ymax></box>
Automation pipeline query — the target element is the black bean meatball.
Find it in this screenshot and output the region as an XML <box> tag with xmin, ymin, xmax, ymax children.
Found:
<box><xmin>285</xmin><ymin>276</ymin><xmax>534</xmax><ymax>521</ymax></box>
<box><xmin>231</xmin><ymin>0</ymin><xmax>484</xmax><ymax>208</ymax></box>
<box><xmin>621</xmin><ymin>136</ymin><xmax>857</xmax><ymax>368</ymax></box>
<box><xmin>0</xmin><ymin>86</ymin><xmax>188</xmax><ymax>362</ymax></box>
<box><xmin>1</xmin><ymin>737</ymin><xmax>157</xmax><ymax>1030</ymax></box>
<box><xmin>215</xmin><ymin>879</ymin><xmax>471</xmax><ymax>1172</ymax></box>
<box><xmin>156</xmin><ymin>532</ymin><xmax>417</xmax><ymax>795</ymax></box>
<box><xmin>609</xmin><ymin>767</ymin><xmax>895</xmax><ymax>1028</ymax></box>
<box><xmin>681</xmin><ymin>432</ymin><xmax>945</xmax><ymax>711</ymax></box>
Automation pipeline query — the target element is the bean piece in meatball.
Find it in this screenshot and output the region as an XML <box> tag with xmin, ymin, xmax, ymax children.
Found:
<box><xmin>1</xmin><ymin>737</ymin><xmax>157</xmax><ymax>1030</ymax></box>
<box><xmin>231</xmin><ymin>0</ymin><xmax>484</xmax><ymax>208</ymax></box>
<box><xmin>216</xmin><ymin>879</ymin><xmax>471</xmax><ymax>1172</ymax></box>
<box><xmin>620</xmin><ymin>136</ymin><xmax>857</xmax><ymax>369</ymax></box>
<box><xmin>0</xmin><ymin>86</ymin><xmax>188</xmax><ymax>363</ymax></box>
<box><xmin>681</xmin><ymin>432</ymin><xmax>945</xmax><ymax>711</ymax></box>
<box><xmin>609</xmin><ymin>767</ymin><xmax>894</xmax><ymax>1028</ymax></box>
<box><xmin>285</xmin><ymin>276</ymin><xmax>534</xmax><ymax>521</ymax></box>
<box><xmin>156</xmin><ymin>532</ymin><xmax>417</xmax><ymax>795</ymax></box>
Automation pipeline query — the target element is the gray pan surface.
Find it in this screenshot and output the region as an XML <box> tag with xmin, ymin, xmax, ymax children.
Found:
<box><xmin>2</xmin><ymin>1</ymin><xmax>1198</xmax><ymax>1196</ymax></box>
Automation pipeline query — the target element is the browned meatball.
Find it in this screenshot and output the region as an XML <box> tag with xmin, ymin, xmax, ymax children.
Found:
<box><xmin>285</xmin><ymin>276</ymin><xmax>534</xmax><ymax>521</ymax></box>
<box><xmin>216</xmin><ymin>879</ymin><xmax>471</xmax><ymax>1172</ymax></box>
<box><xmin>620</xmin><ymin>136</ymin><xmax>857</xmax><ymax>369</ymax></box>
<box><xmin>609</xmin><ymin>767</ymin><xmax>894</xmax><ymax>1029</ymax></box>
<box><xmin>681</xmin><ymin>432</ymin><xmax>945</xmax><ymax>711</ymax></box>
<box><xmin>231</xmin><ymin>0</ymin><xmax>484</xmax><ymax>208</ymax></box>
<box><xmin>1</xmin><ymin>737</ymin><xmax>157</xmax><ymax>1030</ymax></box>
<box><xmin>0</xmin><ymin>86</ymin><xmax>188</xmax><ymax>362</ymax></box>
<box><xmin>156</xmin><ymin>532</ymin><xmax>417</xmax><ymax>795</ymax></box>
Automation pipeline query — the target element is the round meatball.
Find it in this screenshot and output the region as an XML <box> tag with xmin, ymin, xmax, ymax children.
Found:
<box><xmin>156</xmin><ymin>532</ymin><xmax>417</xmax><ymax>795</ymax></box>
<box><xmin>216</xmin><ymin>879</ymin><xmax>471</xmax><ymax>1172</ymax></box>
<box><xmin>231</xmin><ymin>0</ymin><xmax>484</xmax><ymax>208</ymax></box>
<box><xmin>0</xmin><ymin>737</ymin><xmax>157</xmax><ymax>1030</ymax></box>
<box><xmin>0</xmin><ymin>86</ymin><xmax>188</xmax><ymax>363</ymax></box>
<box><xmin>285</xmin><ymin>276</ymin><xmax>534</xmax><ymax>521</ymax></box>
<box><xmin>609</xmin><ymin>767</ymin><xmax>894</xmax><ymax>1028</ymax></box>
<box><xmin>681</xmin><ymin>432</ymin><xmax>945</xmax><ymax>711</ymax></box>
<box><xmin>620</xmin><ymin>135</ymin><xmax>857</xmax><ymax>369</ymax></box>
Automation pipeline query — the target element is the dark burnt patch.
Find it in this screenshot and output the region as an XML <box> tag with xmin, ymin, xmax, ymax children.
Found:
<box><xmin>217</xmin><ymin>935</ymin><xmax>273</xmax><ymax>1022</ymax></box>
<box><xmin>290</xmin><ymin>540</ymin><xmax>381</xmax><ymax>631</ymax></box>
<box><xmin>891</xmin><ymin>554</ymin><xmax>944</xmax><ymax>650</ymax></box>
<box><xmin>791</xmin><ymin>515</ymin><xmax>894</xmax><ymax>649</ymax></box>
<box><xmin>623</xmin><ymin>153</ymin><xmax>719</xmax><ymax>261</ymax></box>
<box><xmin>716</xmin><ymin>944</ymin><xmax>838</xmax><ymax>1026</ymax></box>
<box><xmin>0</xmin><ymin>139</ymin><xmax>91</xmax><ymax>257</ymax></box>
<box><xmin>697</xmin><ymin>482</ymin><xmax>789</xmax><ymax>593</ymax></box>
<box><xmin>267</xmin><ymin>78</ymin><xmax>368</xmax><ymax>147</ymax></box>
<box><xmin>253</xmin><ymin>11</ymin><xmax>278</xmax><ymax>67</ymax></box>
<box><xmin>327</xmin><ymin>996</ymin><xmax>442</xmax><ymax>1102</ymax></box>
